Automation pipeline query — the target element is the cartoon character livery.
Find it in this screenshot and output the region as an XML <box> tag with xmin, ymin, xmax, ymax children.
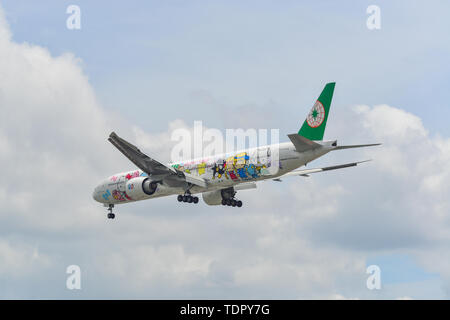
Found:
<box><xmin>93</xmin><ymin>83</ymin><xmax>380</xmax><ymax>219</ymax></box>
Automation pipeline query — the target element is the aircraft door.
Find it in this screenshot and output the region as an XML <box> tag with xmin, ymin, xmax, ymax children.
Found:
<box><xmin>257</xmin><ymin>147</ymin><xmax>271</xmax><ymax>167</ymax></box>
<box><xmin>118</xmin><ymin>176</ymin><xmax>126</xmax><ymax>192</ymax></box>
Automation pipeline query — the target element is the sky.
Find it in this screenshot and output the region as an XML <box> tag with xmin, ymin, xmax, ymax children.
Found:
<box><xmin>0</xmin><ymin>0</ymin><xmax>449</xmax><ymax>299</ymax></box>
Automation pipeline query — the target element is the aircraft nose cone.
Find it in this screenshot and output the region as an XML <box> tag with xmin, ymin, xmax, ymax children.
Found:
<box><xmin>92</xmin><ymin>188</ymin><xmax>99</xmax><ymax>202</ymax></box>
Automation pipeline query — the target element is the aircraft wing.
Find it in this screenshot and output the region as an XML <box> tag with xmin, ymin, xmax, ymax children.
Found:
<box><xmin>273</xmin><ymin>160</ymin><xmax>371</xmax><ymax>181</ymax></box>
<box><xmin>108</xmin><ymin>132</ymin><xmax>207</xmax><ymax>188</ymax></box>
<box><xmin>108</xmin><ymin>132</ymin><xmax>175</xmax><ymax>178</ymax></box>
<box><xmin>183</xmin><ymin>171</ymin><xmax>208</xmax><ymax>188</ymax></box>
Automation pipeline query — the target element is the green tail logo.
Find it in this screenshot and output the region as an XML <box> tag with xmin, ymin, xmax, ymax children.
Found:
<box><xmin>298</xmin><ymin>82</ymin><xmax>335</xmax><ymax>141</ymax></box>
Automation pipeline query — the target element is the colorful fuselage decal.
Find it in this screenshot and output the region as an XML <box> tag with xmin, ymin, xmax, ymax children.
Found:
<box><xmin>104</xmin><ymin>170</ymin><xmax>143</xmax><ymax>202</ymax></box>
<box><xmin>171</xmin><ymin>150</ymin><xmax>272</xmax><ymax>182</ymax></box>
<box><xmin>99</xmin><ymin>148</ymin><xmax>281</xmax><ymax>204</ymax></box>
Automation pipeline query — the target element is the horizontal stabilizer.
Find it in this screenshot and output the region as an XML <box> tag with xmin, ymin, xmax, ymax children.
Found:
<box><xmin>279</xmin><ymin>160</ymin><xmax>371</xmax><ymax>178</ymax></box>
<box><xmin>287</xmin><ymin>134</ymin><xmax>321</xmax><ymax>152</ymax></box>
<box><xmin>333</xmin><ymin>143</ymin><xmax>381</xmax><ymax>150</ymax></box>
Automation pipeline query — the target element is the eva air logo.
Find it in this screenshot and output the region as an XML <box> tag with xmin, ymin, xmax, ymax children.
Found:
<box><xmin>306</xmin><ymin>100</ymin><xmax>325</xmax><ymax>128</ymax></box>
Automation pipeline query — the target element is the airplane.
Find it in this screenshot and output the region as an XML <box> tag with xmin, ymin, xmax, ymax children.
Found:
<box><xmin>92</xmin><ymin>82</ymin><xmax>380</xmax><ymax>219</ymax></box>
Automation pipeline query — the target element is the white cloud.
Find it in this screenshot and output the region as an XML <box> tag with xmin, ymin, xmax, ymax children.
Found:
<box><xmin>0</xmin><ymin>240</ymin><xmax>50</xmax><ymax>278</ymax></box>
<box><xmin>100</xmin><ymin>244</ymin><xmax>211</xmax><ymax>291</ymax></box>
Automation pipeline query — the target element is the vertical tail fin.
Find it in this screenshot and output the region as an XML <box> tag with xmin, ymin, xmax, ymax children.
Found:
<box><xmin>298</xmin><ymin>82</ymin><xmax>335</xmax><ymax>141</ymax></box>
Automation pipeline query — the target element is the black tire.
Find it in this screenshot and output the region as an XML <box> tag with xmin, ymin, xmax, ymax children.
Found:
<box><xmin>193</xmin><ymin>197</ymin><xmax>199</xmax><ymax>204</ymax></box>
<box><xmin>111</xmin><ymin>214</ymin><xmax>115</xmax><ymax>219</ymax></box>
<box><xmin>231</xmin><ymin>199</ymin><xmax>237</xmax><ymax>207</ymax></box>
<box><xmin>187</xmin><ymin>196</ymin><xmax>193</xmax><ymax>203</ymax></box>
<box><xmin>226</xmin><ymin>199</ymin><xmax>231</xmax><ymax>206</ymax></box>
<box><xmin>222</xmin><ymin>199</ymin><xmax>227</xmax><ymax>206</ymax></box>
<box><xmin>183</xmin><ymin>195</ymin><xmax>188</xmax><ymax>202</ymax></box>
<box><xmin>177</xmin><ymin>195</ymin><xmax>183</xmax><ymax>202</ymax></box>
<box><xmin>237</xmin><ymin>200</ymin><xmax>242</xmax><ymax>207</ymax></box>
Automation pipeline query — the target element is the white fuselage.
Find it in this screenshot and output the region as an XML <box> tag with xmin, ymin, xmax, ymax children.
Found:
<box><xmin>92</xmin><ymin>141</ymin><xmax>333</xmax><ymax>204</ymax></box>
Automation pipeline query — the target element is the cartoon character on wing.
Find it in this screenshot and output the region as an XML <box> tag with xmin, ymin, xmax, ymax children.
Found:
<box><xmin>102</xmin><ymin>189</ymin><xmax>112</xmax><ymax>201</ymax></box>
<box><xmin>225</xmin><ymin>156</ymin><xmax>239</xmax><ymax>180</ymax></box>
<box><xmin>235</xmin><ymin>152</ymin><xmax>250</xmax><ymax>180</ymax></box>
<box><xmin>212</xmin><ymin>160</ymin><xmax>227</xmax><ymax>179</ymax></box>
<box><xmin>197</xmin><ymin>162</ymin><xmax>206</xmax><ymax>176</ymax></box>
<box><xmin>173</xmin><ymin>163</ymin><xmax>190</xmax><ymax>174</ymax></box>
<box><xmin>255</xmin><ymin>163</ymin><xmax>268</xmax><ymax>176</ymax></box>
<box><xmin>112</xmin><ymin>190</ymin><xmax>126</xmax><ymax>202</ymax></box>
<box><xmin>125</xmin><ymin>170</ymin><xmax>140</xmax><ymax>180</ymax></box>
<box><xmin>246</xmin><ymin>163</ymin><xmax>259</xmax><ymax>178</ymax></box>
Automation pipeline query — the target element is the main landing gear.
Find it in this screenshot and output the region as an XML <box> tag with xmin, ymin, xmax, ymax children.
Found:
<box><xmin>177</xmin><ymin>194</ymin><xmax>199</xmax><ymax>204</ymax></box>
<box><xmin>220</xmin><ymin>188</ymin><xmax>243</xmax><ymax>208</ymax></box>
<box><xmin>221</xmin><ymin>198</ymin><xmax>243</xmax><ymax>208</ymax></box>
<box><xmin>106</xmin><ymin>204</ymin><xmax>115</xmax><ymax>219</ymax></box>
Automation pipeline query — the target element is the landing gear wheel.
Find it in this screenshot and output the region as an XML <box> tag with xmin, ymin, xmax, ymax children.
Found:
<box><xmin>106</xmin><ymin>204</ymin><xmax>115</xmax><ymax>219</ymax></box>
<box><xmin>178</xmin><ymin>194</ymin><xmax>198</xmax><ymax>204</ymax></box>
<box><xmin>221</xmin><ymin>198</ymin><xmax>243</xmax><ymax>208</ymax></box>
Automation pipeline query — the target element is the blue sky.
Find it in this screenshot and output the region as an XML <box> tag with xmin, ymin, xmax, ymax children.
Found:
<box><xmin>1</xmin><ymin>0</ymin><xmax>449</xmax><ymax>299</ymax></box>
<box><xmin>367</xmin><ymin>254</ymin><xmax>439</xmax><ymax>285</ymax></box>
<box><xmin>3</xmin><ymin>0</ymin><xmax>449</xmax><ymax>136</ymax></box>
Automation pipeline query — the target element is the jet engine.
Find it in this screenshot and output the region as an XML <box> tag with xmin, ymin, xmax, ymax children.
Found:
<box><xmin>202</xmin><ymin>187</ymin><xmax>236</xmax><ymax>206</ymax></box>
<box><xmin>125</xmin><ymin>177</ymin><xmax>158</xmax><ymax>200</ymax></box>
<box><xmin>202</xmin><ymin>190</ymin><xmax>223</xmax><ymax>206</ymax></box>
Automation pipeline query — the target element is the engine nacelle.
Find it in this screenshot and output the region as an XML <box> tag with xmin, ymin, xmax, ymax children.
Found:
<box><xmin>202</xmin><ymin>187</ymin><xmax>235</xmax><ymax>206</ymax></box>
<box><xmin>202</xmin><ymin>190</ymin><xmax>222</xmax><ymax>206</ymax></box>
<box><xmin>125</xmin><ymin>177</ymin><xmax>158</xmax><ymax>201</ymax></box>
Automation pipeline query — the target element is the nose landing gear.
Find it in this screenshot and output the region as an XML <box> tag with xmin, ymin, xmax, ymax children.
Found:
<box><xmin>106</xmin><ymin>204</ymin><xmax>115</xmax><ymax>219</ymax></box>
